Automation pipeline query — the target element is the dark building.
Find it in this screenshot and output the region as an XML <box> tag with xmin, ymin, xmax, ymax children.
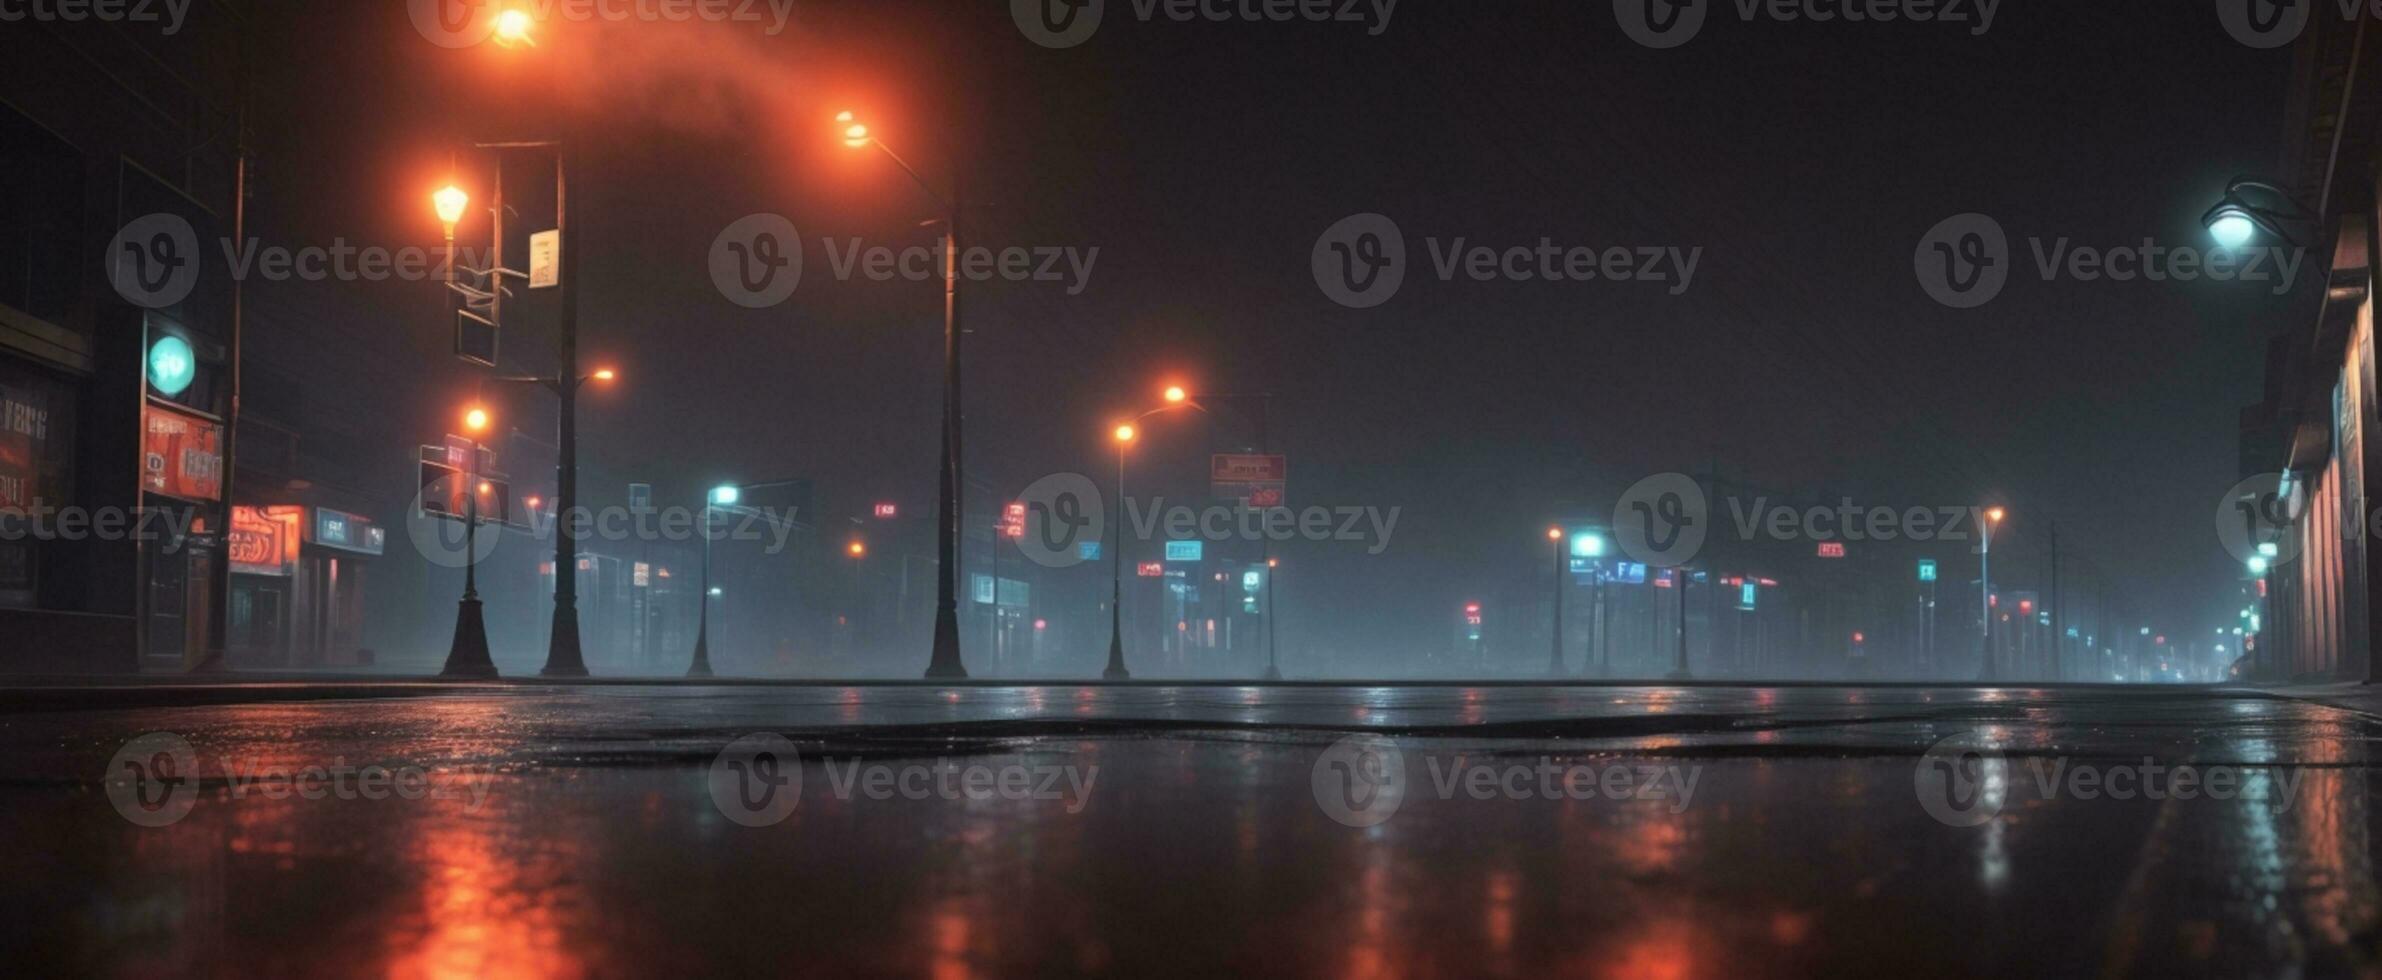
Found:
<box><xmin>0</xmin><ymin>3</ymin><xmax>248</xmax><ymax>671</ymax></box>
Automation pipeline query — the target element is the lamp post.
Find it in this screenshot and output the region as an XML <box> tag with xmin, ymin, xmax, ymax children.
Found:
<box><xmin>441</xmin><ymin>406</ymin><xmax>498</xmax><ymax>678</ymax></box>
<box><xmin>688</xmin><ymin>484</ymin><xmax>740</xmax><ymax>678</ymax></box>
<box><xmin>1103</xmin><ymin>393</ymin><xmax>1211</xmax><ymax>681</ymax></box>
<box><xmin>1105</xmin><ymin>423</ymin><xmax>1136</xmax><ymax>680</ymax></box>
<box><xmin>1547</xmin><ymin>527</ymin><xmax>1566</xmax><ymax>677</ymax></box>
<box><xmin>1977</xmin><ymin>505</ymin><xmax>2006</xmax><ymax>681</ymax></box>
<box><xmin>2202</xmin><ymin>176</ymin><xmax>2315</xmax><ymax>248</ymax></box>
<box><xmin>839</xmin><ymin>110</ymin><xmax>968</xmax><ymax>680</ymax></box>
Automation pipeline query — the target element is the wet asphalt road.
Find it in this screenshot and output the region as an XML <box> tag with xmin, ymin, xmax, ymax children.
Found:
<box><xmin>3</xmin><ymin>683</ymin><xmax>2378</xmax><ymax>978</ymax></box>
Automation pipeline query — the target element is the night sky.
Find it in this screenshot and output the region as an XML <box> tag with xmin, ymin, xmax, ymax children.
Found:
<box><xmin>234</xmin><ymin>1</ymin><xmax>2293</xmax><ymax>656</ymax></box>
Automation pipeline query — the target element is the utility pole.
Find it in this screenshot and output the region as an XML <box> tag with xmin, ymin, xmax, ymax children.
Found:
<box><xmin>1548</xmin><ymin>528</ymin><xmax>1566</xmax><ymax>677</ymax></box>
<box><xmin>2048</xmin><ymin>521</ymin><xmax>2062</xmax><ymax>681</ymax></box>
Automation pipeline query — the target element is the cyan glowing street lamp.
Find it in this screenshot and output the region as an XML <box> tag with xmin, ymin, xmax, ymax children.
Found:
<box><xmin>688</xmin><ymin>483</ymin><xmax>741</xmax><ymax>678</ymax></box>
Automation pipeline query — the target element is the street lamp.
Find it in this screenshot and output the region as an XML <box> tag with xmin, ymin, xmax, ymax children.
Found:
<box><xmin>492</xmin><ymin>7</ymin><xmax>535</xmax><ymax>47</ymax></box>
<box><xmin>838</xmin><ymin>109</ymin><xmax>969</xmax><ymax>679</ymax></box>
<box><xmin>688</xmin><ymin>483</ymin><xmax>740</xmax><ymax>679</ymax></box>
<box><xmin>433</xmin><ymin>136</ymin><xmax>593</xmax><ymax>679</ymax></box>
<box><xmin>1978</xmin><ymin>505</ymin><xmax>2005</xmax><ymax>681</ymax></box>
<box><xmin>2202</xmin><ymin>177</ymin><xmax>2313</xmax><ymax>248</ymax></box>
<box><xmin>1547</xmin><ymin>527</ymin><xmax>1567</xmax><ymax>677</ymax></box>
<box><xmin>1105</xmin><ymin>423</ymin><xmax>1137</xmax><ymax>680</ymax></box>
<box><xmin>441</xmin><ymin>405</ymin><xmax>498</xmax><ymax>678</ymax></box>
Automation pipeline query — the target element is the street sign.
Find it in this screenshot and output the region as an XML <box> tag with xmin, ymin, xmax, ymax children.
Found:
<box><xmin>1210</xmin><ymin>453</ymin><xmax>1287</xmax><ymax>507</ymax></box>
<box><xmin>528</xmin><ymin>229</ymin><xmax>559</xmax><ymax>289</ymax></box>
<box><xmin>1164</xmin><ymin>540</ymin><xmax>1203</xmax><ymax>562</ymax></box>
<box><xmin>873</xmin><ymin>502</ymin><xmax>898</xmax><ymax>519</ymax></box>
<box><xmin>1816</xmin><ymin>541</ymin><xmax>1847</xmax><ymax>558</ymax></box>
<box><xmin>1918</xmin><ymin>559</ymin><xmax>1938</xmax><ymax>582</ymax></box>
<box><xmin>1077</xmin><ymin>540</ymin><xmax>1102</xmax><ymax>561</ymax></box>
<box><xmin>629</xmin><ymin>483</ymin><xmax>652</xmax><ymax>512</ymax></box>
<box><xmin>1136</xmin><ymin>562</ymin><xmax>1165</xmax><ymax>578</ymax></box>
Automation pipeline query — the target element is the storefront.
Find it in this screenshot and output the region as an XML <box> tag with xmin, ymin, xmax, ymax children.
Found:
<box><xmin>227</xmin><ymin>504</ymin><xmax>383</xmax><ymax>668</ymax></box>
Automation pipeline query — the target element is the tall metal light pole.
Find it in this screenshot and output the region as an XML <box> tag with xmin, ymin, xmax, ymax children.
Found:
<box><xmin>1977</xmin><ymin>506</ymin><xmax>2005</xmax><ymax>681</ymax></box>
<box><xmin>688</xmin><ymin>484</ymin><xmax>738</xmax><ymax>679</ymax></box>
<box><xmin>441</xmin><ymin>407</ymin><xmax>497</xmax><ymax>678</ymax></box>
<box><xmin>1105</xmin><ymin>424</ymin><xmax>1135</xmax><ymax>680</ymax></box>
<box><xmin>1547</xmin><ymin>527</ymin><xmax>1566</xmax><ymax>677</ymax></box>
<box><xmin>839</xmin><ymin>112</ymin><xmax>967</xmax><ymax>679</ymax></box>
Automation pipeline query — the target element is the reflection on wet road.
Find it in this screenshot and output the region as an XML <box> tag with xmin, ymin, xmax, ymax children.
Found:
<box><xmin>4</xmin><ymin>684</ymin><xmax>2378</xmax><ymax>977</ymax></box>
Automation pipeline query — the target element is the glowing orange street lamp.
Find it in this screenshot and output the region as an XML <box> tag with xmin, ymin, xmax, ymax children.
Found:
<box><xmin>839</xmin><ymin>108</ymin><xmax>969</xmax><ymax>678</ymax></box>
<box><xmin>493</xmin><ymin>7</ymin><xmax>535</xmax><ymax>47</ymax></box>
<box><xmin>433</xmin><ymin>185</ymin><xmax>470</xmax><ymax>234</ymax></box>
<box><xmin>1164</xmin><ymin>385</ymin><xmax>1187</xmax><ymax>404</ymax></box>
<box><xmin>591</xmin><ymin>368</ymin><xmax>617</xmax><ymax>382</ymax></box>
<box><xmin>1548</xmin><ymin>526</ymin><xmax>1569</xmax><ymax>676</ymax></box>
<box><xmin>1979</xmin><ymin>505</ymin><xmax>2007</xmax><ymax>681</ymax></box>
<box><xmin>443</xmin><ymin>404</ymin><xmax>499</xmax><ymax>678</ymax></box>
<box><xmin>847</xmin><ymin>540</ymin><xmax>867</xmax><ymax>559</ymax></box>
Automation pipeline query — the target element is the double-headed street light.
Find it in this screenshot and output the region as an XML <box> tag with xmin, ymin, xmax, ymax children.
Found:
<box><xmin>838</xmin><ymin>109</ymin><xmax>969</xmax><ymax>679</ymax></box>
